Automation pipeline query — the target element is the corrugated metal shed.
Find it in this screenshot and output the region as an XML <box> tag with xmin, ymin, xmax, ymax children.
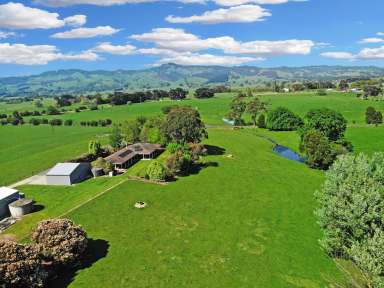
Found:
<box><xmin>47</xmin><ymin>163</ymin><xmax>81</xmax><ymax>176</ymax></box>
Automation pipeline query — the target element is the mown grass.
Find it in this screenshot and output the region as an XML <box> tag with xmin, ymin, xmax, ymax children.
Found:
<box><xmin>0</xmin><ymin>125</ymin><xmax>108</xmax><ymax>186</ymax></box>
<box><xmin>11</xmin><ymin>129</ymin><xmax>344</xmax><ymax>287</ymax></box>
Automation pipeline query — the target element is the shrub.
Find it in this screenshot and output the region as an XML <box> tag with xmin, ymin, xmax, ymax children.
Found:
<box><xmin>0</xmin><ymin>241</ymin><xmax>48</xmax><ymax>288</ymax></box>
<box><xmin>49</xmin><ymin>119</ymin><xmax>63</xmax><ymax>126</ymax></box>
<box><xmin>316</xmin><ymin>89</ymin><xmax>327</xmax><ymax>96</ymax></box>
<box><xmin>166</xmin><ymin>151</ymin><xmax>191</xmax><ymax>176</ymax></box>
<box><xmin>366</xmin><ymin>106</ymin><xmax>383</xmax><ymax>126</ymax></box>
<box><xmin>88</xmin><ymin>140</ymin><xmax>103</xmax><ymax>156</ymax></box>
<box><xmin>257</xmin><ymin>114</ymin><xmax>266</xmax><ymax>128</ymax></box>
<box><xmin>32</xmin><ymin>219</ymin><xmax>88</xmax><ymax>267</ymax></box>
<box><xmin>305</xmin><ymin>108</ymin><xmax>347</xmax><ymax>141</ymax></box>
<box><xmin>189</xmin><ymin>143</ymin><xmax>207</xmax><ymax>161</ymax></box>
<box><xmin>316</xmin><ymin>153</ymin><xmax>384</xmax><ymax>286</ymax></box>
<box><xmin>301</xmin><ymin>129</ymin><xmax>337</xmax><ymax>170</ymax></box>
<box><xmin>93</xmin><ymin>157</ymin><xmax>113</xmax><ymax>174</ymax></box>
<box><xmin>267</xmin><ymin>107</ymin><xmax>303</xmax><ymax>131</ymax></box>
<box><xmin>194</xmin><ymin>88</ymin><xmax>215</xmax><ymax>99</ymax></box>
<box><xmin>64</xmin><ymin>119</ymin><xmax>73</xmax><ymax>126</ymax></box>
<box><xmin>146</xmin><ymin>161</ymin><xmax>167</xmax><ymax>181</ymax></box>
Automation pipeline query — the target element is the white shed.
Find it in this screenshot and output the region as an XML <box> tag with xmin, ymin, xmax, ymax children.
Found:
<box><xmin>0</xmin><ymin>187</ymin><xmax>19</xmax><ymax>219</ymax></box>
<box><xmin>46</xmin><ymin>163</ymin><xmax>91</xmax><ymax>186</ymax></box>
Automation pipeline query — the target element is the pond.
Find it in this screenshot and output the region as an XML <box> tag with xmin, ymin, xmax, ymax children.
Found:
<box><xmin>273</xmin><ymin>145</ymin><xmax>306</xmax><ymax>163</ymax></box>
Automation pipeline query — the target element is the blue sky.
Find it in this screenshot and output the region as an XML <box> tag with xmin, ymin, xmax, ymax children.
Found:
<box><xmin>0</xmin><ymin>0</ymin><xmax>383</xmax><ymax>76</ymax></box>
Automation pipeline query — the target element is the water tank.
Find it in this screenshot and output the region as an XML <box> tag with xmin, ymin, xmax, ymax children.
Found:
<box><xmin>8</xmin><ymin>199</ymin><xmax>34</xmax><ymax>218</ymax></box>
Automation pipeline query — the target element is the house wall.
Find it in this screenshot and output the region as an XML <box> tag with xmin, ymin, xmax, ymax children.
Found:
<box><xmin>0</xmin><ymin>192</ymin><xmax>20</xmax><ymax>219</ymax></box>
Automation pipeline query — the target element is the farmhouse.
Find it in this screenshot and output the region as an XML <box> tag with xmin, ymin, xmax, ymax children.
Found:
<box><xmin>46</xmin><ymin>163</ymin><xmax>91</xmax><ymax>186</ymax></box>
<box><xmin>105</xmin><ymin>143</ymin><xmax>163</xmax><ymax>170</ymax></box>
<box><xmin>0</xmin><ymin>187</ymin><xmax>20</xmax><ymax>219</ymax></box>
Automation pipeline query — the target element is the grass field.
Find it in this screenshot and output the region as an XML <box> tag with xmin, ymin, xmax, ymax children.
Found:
<box><xmin>2</xmin><ymin>91</ymin><xmax>384</xmax><ymax>287</ymax></box>
<box><xmin>9</xmin><ymin>129</ymin><xmax>344</xmax><ymax>287</ymax></box>
<box><xmin>0</xmin><ymin>126</ymin><xmax>108</xmax><ymax>186</ymax></box>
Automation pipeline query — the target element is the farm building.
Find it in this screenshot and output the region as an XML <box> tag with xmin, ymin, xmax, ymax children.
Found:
<box><xmin>105</xmin><ymin>143</ymin><xmax>163</xmax><ymax>170</ymax></box>
<box><xmin>46</xmin><ymin>163</ymin><xmax>91</xmax><ymax>186</ymax></box>
<box><xmin>0</xmin><ymin>187</ymin><xmax>20</xmax><ymax>219</ymax></box>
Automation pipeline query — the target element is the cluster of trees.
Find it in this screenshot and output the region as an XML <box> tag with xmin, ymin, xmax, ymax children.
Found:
<box><xmin>266</xmin><ymin>107</ymin><xmax>303</xmax><ymax>131</ymax></box>
<box><xmin>227</xmin><ymin>93</ymin><xmax>268</xmax><ymax>126</ymax></box>
<box><xmin>366</xmin><ymin>106</ymin><xmax>383</xmax><ymax>126</ymax></box>
<box><xmin>316</xmin><ymin>153</ymin><xmax>384</xmax><ymax>287</ymax></box>
<box><xmin>299</xmin><ymin>108</ymin><xmax>351</xmax><ymax>170</ymax></box>
<box><xmin>0</xmin><ymin>219</ymin><xmax>88</xmax><ymax>287</ymax></box>
<box><xmin>79</xmin><ymin>119</ymin><xmax>113</xmax><ymax>127</ymax></box>
<box><xmin>108</xmin><ymin>105</ymin><xmax>208</xmax><ymax>182</ymax></box>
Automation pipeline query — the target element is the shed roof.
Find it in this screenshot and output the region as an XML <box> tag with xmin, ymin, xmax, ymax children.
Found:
<box><xmin>46</xmin><ymin>163</ymin><xmax>81</xmax><ymax>176</ymax></box>
<box><xmin>0</xmin><ymin>187</ymin><xmax>19</xmax><ymax>201</ymax></box>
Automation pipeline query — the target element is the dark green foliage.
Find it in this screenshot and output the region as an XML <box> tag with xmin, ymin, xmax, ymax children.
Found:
<box><xmin>257</xmin><ymin>114</ymin><xmax>266</xmax><ymax>128</ymax></box>
<box><xmin>88</xmin><ymin>140</ymin><xmax>103</xmax><ymax>156</ymax></box>
<box><xmin>49</xmin><ymin>119</ymin><xmax>63</xmax><ymax>126</ymax></box>
<box><xmin>316</xmin><ymin>153</ymin><xmax>384</xmax><ymax>286</ymax></box>
<box><xmin>109</xmin><ymin>125</ymin><xmax>122</xmax><ymax>149</ymax></box>
<box><xmin>305</xmin><ymin>108</ymin><xmax>347</xmax><ymax>141</ymax></box>
<box><xmin>267</xmin><ymin>107</ymin><xmax>303</xmax><ymax>131</ymax></box>
<box><xmin>93</xmin><ymin>157</ymin><xmax>113</xmax><ymax>174</ymax></box>
<box><xmin>121</xmin><ymin>119</ymin><xmax>141</xmax><ymax>145</ymax></box>
<box><xmin>169</xmin><ymin>88</ymin><xmax>187</xmax><ymax>100</ymax></box>
<box><xmin>162</xmin><ymin>106</ymin><xmax>207</xmax><ymax>144</ymax></box>
<box><xmin>301</xmin><ymin>129</ymin><xmax>337</xmax><ymax>170</ymax></box>
<box><xmin>64</xmin><ymin>119</ymin><xmax>73</xmax><ymax>126</ymax></box>
<box><xmin>316</xmin><ymin>89</ymin><xmax>327</xmax><ymax>96</ymax></box>
<box><xmin>364</xmin><ymin>85</ymin><xmax>382</xmax><ymax>98</ymax></box>
<box><xmin>46</xmin><ymin>106</ymin><xmax>60</xmax><ymax>115</ymax></box>
<box><xmin>366</xmin><ymin>106</ymin><xmax>383</xmax><ymax>126</ymax></box>
<box><xmin>194</xmin><ymin>88</ymin><xmax>215</xmax><ymax>99</ymax></box>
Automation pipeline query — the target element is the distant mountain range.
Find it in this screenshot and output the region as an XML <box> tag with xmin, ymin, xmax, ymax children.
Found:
<box><xmin>1</xmin><ymin>64</ymin><xmax>384</xmax><ymax>97</ymax></box>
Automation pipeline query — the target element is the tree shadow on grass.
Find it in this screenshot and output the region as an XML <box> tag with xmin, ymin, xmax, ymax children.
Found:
<box><xmin>204</xmin><ymin>145</ymin><xmax>226</xmax><ymax>156</ymax></box>
<box><xmin>47</xmin><ymin>239</ymin><xmax>109</xmax><ymax>288</ymax></box>
<box><xmin>33</xmin><ymin>204</ymin><xmax>45</xmax><ymax>213</ymax></box>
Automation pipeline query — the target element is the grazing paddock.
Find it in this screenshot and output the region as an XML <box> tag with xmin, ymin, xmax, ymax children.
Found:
<box><xmin>10</xmin><ymin>129</ymin><xmax>344</xmax><ymax>287</ymax></box>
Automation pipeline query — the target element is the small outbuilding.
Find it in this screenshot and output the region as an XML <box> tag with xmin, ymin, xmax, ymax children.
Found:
<box><xmin>0</xmin><ymin>187</ymin><xmax>20</xmax><ymax>219</ymax></box>
<box><xmin>46</xmin><ymin>163</ymin><xmax>91</xmax><ymax>186</ymax></box>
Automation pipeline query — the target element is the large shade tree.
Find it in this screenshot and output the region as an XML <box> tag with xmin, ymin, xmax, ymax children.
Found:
<box><xmin>162</xmin><ymin>106</ymin><xmax>207</xmax><ymax>144</ymax></box>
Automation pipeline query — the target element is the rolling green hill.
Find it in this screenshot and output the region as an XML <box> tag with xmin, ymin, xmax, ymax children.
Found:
<box><xmin>1</xmin><ymin>64</ymin><xmax>384</xmax><ymax>97</ymax></box>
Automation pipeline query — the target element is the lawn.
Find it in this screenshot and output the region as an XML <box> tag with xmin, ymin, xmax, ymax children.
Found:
<box><xmin>9</xmin><ymin>129</ymin><xmax>344</xmax><ymax>287</ymax></box>
<box><xmin>0</xmin><ymin>125</ymin><xmax>108</xmax><ymax>186</ymax></box>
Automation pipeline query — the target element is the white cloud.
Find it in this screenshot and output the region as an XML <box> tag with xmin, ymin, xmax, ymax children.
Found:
<box><xmin>0</xmin><ymin>31</ymin><xmax>16</xmax><ymax>39</ymax></box>
<box><xmin>131</xmin><ymin>28</ymin><xmax>315</xmax><ymax>56</ymax></box>
<box><xmin>0</xmin><ymin>43</ymin><xmax>99</xmax><ymax>65</ymax></box>
<box><xmin>51</xmin><ymin>26</ymin><xmax>120</xmax><ymax>39</ymax></box>
<box><xmin>0</xmin><ymin>2</ymin><xmax>79</xmax><ymax>29</ymax></box>
<box><xmin>93</xmin><ymin>42</ymin><xmax>136</xmax><ymax>55</ymax></box>
<box><xmin>64</xmin><ymin>15</ymin><xmax>87</xmax><ymax>27</ymax></box>
<box><xmin>321</xmin><ymin>52</ymin><xmax>355</xmax><ymax>60</ymax></box>
<box><xmin>359</xmin><ymin>37</ymin><xmax>384</xmax><ymax>44</ymax></box>
<box><xmin>155</xmin><ymin>52</ymin><xmax>262</xmax><ymax>66</ymax></box>
<box><xmin>321</xmin><ymin>47</ymin><xmax>384</xmax><ymax>60</ymax></box>
<box><xmin>166</xmin><ymin>5</ymin><xmax>271</xmax><ymax>24</ymax></box>
<box><xmin>358</xmin><ymin>46</ymin><xmax>384</xmax><ymax>60</ymax></box>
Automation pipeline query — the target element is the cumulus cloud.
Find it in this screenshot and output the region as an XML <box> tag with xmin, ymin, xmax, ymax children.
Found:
<box><xmin>212</xmin><ymin>0</ymin><xmax>288</xmax><ymax>6</ymax></box>
<box><xmin>131</xmin><ymin>28</ymin><xmax>315</xmax><ymax>56</ymax></box>
<box><xmin>166</xmin><ymin>5</ymin><xmax>271</xmax><ymax>24</ymax></box>
<box><xmin>0</xmin><ymin>43</ymin><xmax>99</xmax><ymax>65</ymax></box>
<box><xmin>64</xmin><ymin>15</ymin><xmax>87</xmax><ymax>27</ymax></box>
<box><xmin>0</xmin><ymin>2</ymin><xmax>82</xmax><ymax>29</ymax></box>
<box><xmin>93</xmin><ymin>42</ymin><xmax>136</xmax><ymax>55</ymax></box>
<box><xmin>51</xmin><ymin>26</ymin><xmax>120</xmax><ymax>39</ymax></box>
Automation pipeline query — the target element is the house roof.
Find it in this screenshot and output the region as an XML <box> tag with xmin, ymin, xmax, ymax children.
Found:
<box><xmin>0</xmin><ymin>187</ymin><xmax>19</xmax><ymax>201</ymax></box>
<box><xmin>105</xmin><ymin>143</ymin><xmax>163</xmax><ymax>165</ymax></box>
<box><xmin>46</xmin><ymin>163</ymin><xmax>81</xmax><ymax>176</ymax></box>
